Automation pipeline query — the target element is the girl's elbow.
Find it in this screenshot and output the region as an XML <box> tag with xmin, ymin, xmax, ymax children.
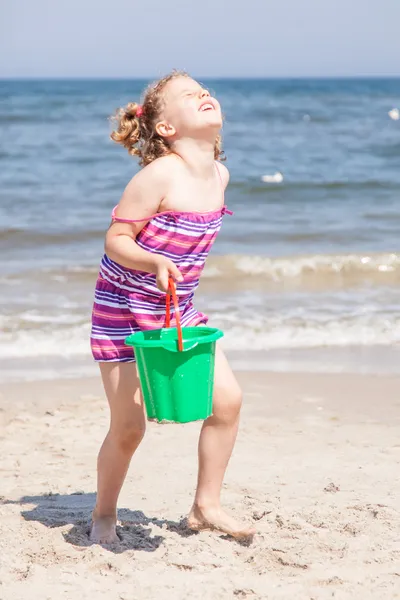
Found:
<box><xmin>104</xmin><ymin>232</ymin><xmax>120</xmax><ymax>258</ymax></box>
<box><xmin>104</xmin><ymin>232</ymin><xmax>135</xmax><ymax>259</ymax></box>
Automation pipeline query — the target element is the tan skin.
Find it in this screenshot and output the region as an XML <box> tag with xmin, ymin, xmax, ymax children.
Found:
<box><xmin>90</xmin><ymin>77</ymin><xmax>256</xmax><ymax>543</ymax></box>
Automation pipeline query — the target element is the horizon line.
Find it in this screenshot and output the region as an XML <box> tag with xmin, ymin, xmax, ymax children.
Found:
<box><xmin>1</xmin><ymin>75</ymin><xmax>400</xmax><ymax>82</ymax></box>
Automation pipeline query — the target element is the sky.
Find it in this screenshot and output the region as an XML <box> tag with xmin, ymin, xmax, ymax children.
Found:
<box><xmin>1</xmin><ymin>0</ymin><xmax>400</xmax><ymax>78</ymax></box>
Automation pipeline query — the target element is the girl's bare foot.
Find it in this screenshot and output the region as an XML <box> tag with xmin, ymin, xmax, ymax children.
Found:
<box><xmin>187</xmin><ymin>505</ymin><xmax>256</xmax><ymax>539</ymax></box>
<box><xmin>89</xmin><ymin>513</ymin><xmax>119</xmax><ymax>544</ymax></box>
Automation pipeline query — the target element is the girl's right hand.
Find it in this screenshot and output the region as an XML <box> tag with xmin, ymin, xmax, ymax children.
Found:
<box><xmin>154</xmin><ymin>255</ymin><xmax>183</xmax><ymax>292</ymax></box>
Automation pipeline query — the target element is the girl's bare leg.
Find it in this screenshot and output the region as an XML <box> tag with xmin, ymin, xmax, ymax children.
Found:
<box><xmin>90</xmin><ymin>362</ymin><xmax>145</xmax><ymax>543</ymax></box>
<box><xmin>188</xmin><ymin>345</ymin><xmax>256</xmax><ymax>538</ymax></box>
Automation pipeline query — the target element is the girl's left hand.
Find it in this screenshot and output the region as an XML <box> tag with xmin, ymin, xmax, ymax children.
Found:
<box><xmin>154</xmin><ymin>255</ymin><xmax>183</xmax><ymax>293</ymax></box>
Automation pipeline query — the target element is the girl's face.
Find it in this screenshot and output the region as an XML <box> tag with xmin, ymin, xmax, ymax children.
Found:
<box><xmin>157</xmin><ymin>77</ymin><xmax>222</xmax><ymax>140</ymax></box>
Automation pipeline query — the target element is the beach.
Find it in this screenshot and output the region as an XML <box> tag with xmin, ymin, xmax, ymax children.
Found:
<box><xmin>1</xmin><ymin>77</ymin><xmax>400</xmax><ymax>598</ymax></box>
<box><xmin>1</xmin><ymin>370</ymin><xmax>400</xmax><ymax>599</ymax></box>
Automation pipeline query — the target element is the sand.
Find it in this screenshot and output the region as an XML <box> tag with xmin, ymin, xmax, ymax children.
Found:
<box><xmin>1</xmin><ymin>371</ymin><xmax>400</xmax><ymax>600</ymax></box>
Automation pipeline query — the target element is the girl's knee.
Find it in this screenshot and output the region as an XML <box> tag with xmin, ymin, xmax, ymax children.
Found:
<box><xmin>110</xmin><ymin>419</ymin><xmax>146</xmax><ymax>453</ymax></box>
<box><xmin>212</xmin><ymin>386</ymin><xmax>242</xmax><ymax>425</ymax></box>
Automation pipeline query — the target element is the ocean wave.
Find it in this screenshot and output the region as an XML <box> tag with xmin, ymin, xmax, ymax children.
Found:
<box><xmin>203</xmin><ymin>252</ymin><xmax>400</xmax><ymax>286</ymax></box>
<box><xmin>370</xmin><ymin>141</ymin><xmax>400</xmax><ymax>158</ymax></box>
<box><xmin>0</xmin><ymin>323</ymin><xmax>92</xmax><ymax>358</ymax></box>
<box><xmin>0</xmin><ymin>310</ymin><xmax>398</xmax><ymax>359</ymax></box>
<box><xmin>250</xmin><ymin>107</ymin><xmax>332</xmax><ymax>124</ymax></box>
<box><xmin>1</xmin><ymin>251</ymin><xmax>399</xmax><ymax>290</ymax></box>
<box><xmin>0</xmin><ymin>113</ymin><xmax>37</xmax><ymax>124</ymax></box>
<box><xmin>0</xmin><ymin>227</ymin><xmax>105</xmax><ymax>247</ymax></box>
<box><xmin>0</xmin><ymin>108</ymin><xmax>105</xmax><ymax>125</ymax></box>
<box><xmin>229</xmin><ymin>180</ymin><xmax>400</xmax><ymax>194</ymax></box>
<box><xmin>220</xmin><ymin>315</ymin><xmax>400</xmax><ymax>350</ymax></box>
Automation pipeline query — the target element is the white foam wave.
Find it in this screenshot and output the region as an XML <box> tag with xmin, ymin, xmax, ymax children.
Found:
<box><xmin>2</xmin><ymin>253</ymin><xmax>399</xmax><ymax>290</ymax></box>
<box><xmin>203</xmin><ymin>252</ymin><xmax>400</xmax><ymax>282</ymax></box>
<box><xmin>16</xmin><ymin>311</ymin><xmax>84</xmax><ymax>325</ymax></box>
<box><xmin>220</xmin><ymin>316</ymin><xmax>400</xmax><ymax>350</ymax></box>
<box><xmin>261</xmin><ymin>171</ymin><xmax>284</xmax><ymax>183</ymax></box>
<box><xmin>1</xmin><ymin>312</ymin><xmax>398</xmax><ymax>360</ymax></box>
<box><xmin>0</xmin><ymin>323</ymin><xmax>92</xmax><ymax>359</ymax></box>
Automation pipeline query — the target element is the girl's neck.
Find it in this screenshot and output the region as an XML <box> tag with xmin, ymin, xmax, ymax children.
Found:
<box><xmin>172</xmin><ymin>137</ymin><xmax>216</xmax><ymax>179</ymax></box>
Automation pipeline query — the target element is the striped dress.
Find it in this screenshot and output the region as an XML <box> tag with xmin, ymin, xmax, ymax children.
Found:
<box><xmin>90</xmin><ymin>205</ymin><xmax>232</xmax><ymax>362</ymax></box>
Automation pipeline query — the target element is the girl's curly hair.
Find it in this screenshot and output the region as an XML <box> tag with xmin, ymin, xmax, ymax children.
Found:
<box><xmin>110</xmin><ymin>70</ymin><xmax>224</xmax><ymax>167</ymax></box>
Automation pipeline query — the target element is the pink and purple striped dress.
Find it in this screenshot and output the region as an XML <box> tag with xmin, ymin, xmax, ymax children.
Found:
<box><xmin>90</xmin><ymin>200</ymin><xmax>232</xmax><ymax>362</ymax></box>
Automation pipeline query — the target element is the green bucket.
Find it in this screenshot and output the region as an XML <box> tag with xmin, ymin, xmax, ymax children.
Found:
<box><xmin>125</xmin><ymin>279</ymin><xmax>223</xmax><ymax>423</ymax></box>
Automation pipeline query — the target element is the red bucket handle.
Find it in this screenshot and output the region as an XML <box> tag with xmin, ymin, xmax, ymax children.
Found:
<box><xmin>165</xmin><ymin>277</ymin><xmax>184</xmax><ymax>351</ymax></box>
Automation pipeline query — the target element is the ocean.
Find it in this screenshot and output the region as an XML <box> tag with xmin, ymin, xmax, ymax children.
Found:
<box><xmin>1</xmin><ymin>78</ymin><xmax>399</xmax><ymax>381</ymax></box>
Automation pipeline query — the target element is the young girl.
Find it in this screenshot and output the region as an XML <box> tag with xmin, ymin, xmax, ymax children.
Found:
<box><xmin>90</xmin><ymin>71</ymin><xmax>255</xmax><ymax>543</ymax></box>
